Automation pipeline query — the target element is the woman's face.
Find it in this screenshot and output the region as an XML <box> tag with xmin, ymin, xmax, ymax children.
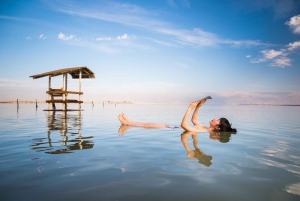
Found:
<box><xmin>210</xmin><ymin>118</ymin><xmax>220</xmax><ymax>130</ymax></box>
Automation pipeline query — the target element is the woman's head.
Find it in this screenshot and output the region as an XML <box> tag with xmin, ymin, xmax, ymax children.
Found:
<box><xmin>209</xmin><ymin>117</ymin><xmax>237</xmax><ymax>132</ymax></box>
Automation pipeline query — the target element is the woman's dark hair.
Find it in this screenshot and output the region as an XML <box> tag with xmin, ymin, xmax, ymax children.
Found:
<box><xmin>218</xmin><ymin>118</ymin><xmax>237</xmax><ymax>132</ymax></box>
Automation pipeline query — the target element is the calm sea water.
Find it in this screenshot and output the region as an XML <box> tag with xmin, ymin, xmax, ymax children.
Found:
<box><xmin>0</xmin><ymin>103</ymin><xmax>300</xmax><ymax>201</ymax></box>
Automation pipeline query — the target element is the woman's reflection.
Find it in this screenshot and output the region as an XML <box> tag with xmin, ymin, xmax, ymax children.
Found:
<box><xmin>181</xmin><ymin>131</ymin><xmax>212</xmax><ymax>167</ymax></box>
<box><xmin>118</xmin><ymin>126</ymin><xmax>236</xmax><ymax>167</ymax></box>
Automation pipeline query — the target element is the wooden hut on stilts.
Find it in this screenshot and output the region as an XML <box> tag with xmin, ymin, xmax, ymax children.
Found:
<box><xmin>30</xmin><ymin>66</ymin><xmax>95</xmax><ymax>111</ymax></box>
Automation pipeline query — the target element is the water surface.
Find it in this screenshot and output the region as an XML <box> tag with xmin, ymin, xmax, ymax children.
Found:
<box><xmin>0</xmin><ymin>103</ymin><xmax>300</xmax><ymax>201</ymax></box>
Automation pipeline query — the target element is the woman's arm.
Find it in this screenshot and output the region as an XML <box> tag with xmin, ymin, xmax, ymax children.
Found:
<box><xmin>191</xmin><ymin>99</ymin><xmax>206</xmax><ymax>126</ymax></box>
<box><xmin>181</xmin><ymin>101</ymin><xmax>203</xmax><ymax>132</ymax></box>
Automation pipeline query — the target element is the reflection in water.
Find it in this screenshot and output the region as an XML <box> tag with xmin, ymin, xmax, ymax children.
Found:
<box><xmin>208</xmin><ymin>130</ymin><xmax>237</xmax><ymax>143</ymax></box>
<box><xmin>118</xmin><ymin>126</ymin><xmax>236</xmax><ymax>167</ymax></box>
<box><xmin>181</xmin><ymin>131</ymin><xmax>212</xmax><ymax>167</ymax></box>
<box><xmin>284</xmin><ymin>182</ymin><xmax>300</xmax><ymax>196</ymax></box>
<box><xmin>31</xmin><ymin>111</ymin><xmax>94</xmax><ymax>154</ymax></box>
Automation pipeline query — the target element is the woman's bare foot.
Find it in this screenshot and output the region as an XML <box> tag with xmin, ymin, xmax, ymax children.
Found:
<box><xmin>118</xmin><ymin>113</ymin><xmax>128</xmax><ymax>125</ymax></box>
<box><xmin>122</xmin><ymin>113</ymin><xmax>131</xmax><ymax>123</ymax></box>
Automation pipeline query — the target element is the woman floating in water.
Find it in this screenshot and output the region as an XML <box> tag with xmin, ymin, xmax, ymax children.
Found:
<box><xmin>118</xmin><ymin>96</ymin><xmax>237</xmax><ymax>133</ymax></box>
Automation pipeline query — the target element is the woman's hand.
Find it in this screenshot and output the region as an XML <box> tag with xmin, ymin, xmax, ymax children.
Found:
<box><xmin>196</xmin><ymin>99</ymin><xmax>206</xmax><ymax>108</ymax></box>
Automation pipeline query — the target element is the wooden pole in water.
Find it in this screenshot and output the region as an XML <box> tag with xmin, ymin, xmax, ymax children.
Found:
<box><xmin>79</xmin><ymin>70</ymin><xmax>82</xmax><ymax>110</ymax></box>
<box><xmin>17</xmin><ymin>99</ymin><xmax>19</xmax><ymax>110</ymax></box>
<box><xmin>48</xmin><ymin>76</ymin><xmax>51</xmax><ymax>110</ymax></box>
<box><xmin>36</xmin><ymin>99</ymin><xmax>38</xmax><ymax>108</ymax></box>
<box><xmin>62</xmin><ymin>73</ymin><xmax>66</xmax><ymax>111</ymax></box>
<box><xmin>65</xmin><ymin>73</ymin><xmax>68</xmax><ymax>110</ymax></box>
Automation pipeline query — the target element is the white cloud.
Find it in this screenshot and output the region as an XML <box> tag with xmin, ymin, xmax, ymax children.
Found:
<box><xmin>286</xmin><ymin>14</ymin><xmax>300</xmax><ymax>34</ymax></box>
<box><xmin>288</xmin><ymin>41</ymin><xmax>300</xmax><ymax>51</ymax></box>
<box><xmin>96</xmin><ymin>34</ymin><xmax>133</xmax><ymax>41</ymax></box>
<box><xmin>26</xmin><ymin>36</ymin><xmax>32</xmax><ymax>40</ymax></box>
<box><xmin>250</xmin><ymin>49</ymin><xmax>283</xmax><ymax>65</ymax></box>
<box><xmin>270</xmin><ymin>57</ymin><xmax>291</xmax><ymax>68</ymax></box>
<box><xmin>261</xmin><ymin>49</ymin><xmax>283</xmax><ymax>59</ymax></box>
<box><xmin>117</xmin><ymin>33</ymin><xmax>129</xmax><ymax>40</ymax></box>
<box><xmin>96</xmin><ymin>37</ymin><xmax>112</xmax><ymax>41</ymax></box>
<box><xmin>249</xmin><ymin>47</ymin><xmax>295</xmax><ymax>67</ymax></box>
<box><xmin>58</xmin><ymin>32</ymin><xmax>75</xmax><ymax>40</ymax></box>
<box><xmin>246</xmin><ymin>55</ymin><xmax>251</xmax><ymax>58</ymax></box>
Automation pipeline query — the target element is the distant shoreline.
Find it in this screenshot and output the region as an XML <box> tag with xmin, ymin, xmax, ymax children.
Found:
<box><xmin>239</xmin><ymin>104</ymin><xmax>300</xmax><ymax>106</ymax></box>
<box><xmin>0</xmin><ymin>101</ymin><xmax>133</xmax><ymax>104</ymax></box>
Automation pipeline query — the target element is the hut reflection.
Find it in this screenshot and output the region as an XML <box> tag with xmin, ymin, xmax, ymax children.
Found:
<box><xmin>31</xmin><ymin>111</ymin><xmax>94</xmax><ymax>154</ymax></box>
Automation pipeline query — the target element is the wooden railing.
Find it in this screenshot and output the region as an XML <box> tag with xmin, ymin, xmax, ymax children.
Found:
<box><xmin>46</xmin><ymin>88</ymin><xmax>83</xmax><ymax>109</ymax></box>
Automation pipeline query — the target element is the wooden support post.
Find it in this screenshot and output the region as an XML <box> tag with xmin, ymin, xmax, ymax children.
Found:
<box><xmin>79</xmin><ymin>70</ymin><xmax>82</xmax><ymax>110</ymax></box>
<box><xmin>62</xmin><ymin>73</ymin><xmax>66</xmax><ymax>111</ymax></box>
<box><xmin>48</xmin><ymin>76</ymin><xmax>51</xmax><ymax>110</ymax></box>
<box><xmin>65</xmin><ymin>73</ymin><xmax>68</xmax><ymax>110</ymax></box>
<box><xmin>65</xmin><ymin>73</ymin><xmax>68</xmax><ymax>91</ymax></box>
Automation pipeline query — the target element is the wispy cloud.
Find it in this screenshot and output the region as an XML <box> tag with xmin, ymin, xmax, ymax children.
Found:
<box><xmin>96</xmin><ymin>37</ymin><xmax>112</xmax><ymax>41</ymax></box>
<box><xmin>214</xmin><ymin>91</ymin><xmax>300</xmax><ymax>105</ymax></box>
<box><xmin>96</xmin><ymin>34</ymin><xmax>133</xmax><ymax>41</ymax></box>
<box><xmin>39</xmin><ymin>34</ymin><xmax>46</xmax><ymax>39</ymax></box>
<box><xmin>142</xmin><ymin>37</ymin><xmax>178</xmax><ymax>47</ymax></box>
<box><xmin>0</xmin><ymin>15</ymin><xmax>50</xmax><ymax>27</ymax></box>
<box><xmin>26</xmin><ymin>36</ymin><xmax>32</xmax><ymax>40</ymax></box>
<box><xmin>270</xmin><ymin>57</ymin><xmax>291</xmax><ymax>67</ymax></box>
<box><xmin>175</xmin><ymin>62</ymin><xmax>188</xmax><ymax>69</ymax></box>
<box><xmin>0</xmin><ymin>78</ymin><xmax>43</xmax><ymax>87</ymax></box>
<box><xmin>250</xmin><ymin>49</ymin><xmax>287</xmax><ymax>66</ymax></box>
<box><xmin>286</xmin><ymin>14</ymin><xmax>300</xmax><ymax>34</ymax></box>
<box><xmin>0</xmin><ymin>15</ymin><xmax>28</xmax><ymax>21</ymax></box>
<box><xmin>167</xmin><ymin>0</ymin><xmax>191</xmax><ymax>8</ymax></box>
<box><xmin>249</xmin><ymin>46</ymin><xmax>295</xmax><ymax>68</ymax></box>
<box><xmin>261</xmin><ymin>49</ymin><xmax>283</xmax><ymax>59</ymax></box>
<box><xmin>58</xmin><ymin>32</ymin><xmax>147</xmax><ymax>53</ymax></box>
<box><xmin>61</xmin><ymin>38</ymin><xmax>119</xmax><ymax>53</ymax></box>
<box><xmin>89</xmin><ymin>81</ymin><xmax>182</xmax><ymax>93</ymax></box>
<box><xmin>46</xmin><ymin>1</ymin><xmax>265</xmax><ymax>48</ymax></box>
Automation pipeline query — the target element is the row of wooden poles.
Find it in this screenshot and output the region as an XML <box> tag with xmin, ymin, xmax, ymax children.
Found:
<box><xmin>16</xmin><ymin>100</ymin><xmax>103</xmax><ymax>111</ymax></box>
<box><xmin>16</xmin><ymin>99</ymin><xmax>38</xmax><ymax>109</ymax></box>
<box><xmin>16</xmin><ymin>100</ymin><xmax>116</xmax><ymax>111</ymax></box>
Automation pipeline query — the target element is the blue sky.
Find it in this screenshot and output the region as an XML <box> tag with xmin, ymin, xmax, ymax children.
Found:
<box><xmin>0</xmin><ymin>0</ymin><xmax>300</xmax><ymax>104</ymax></box>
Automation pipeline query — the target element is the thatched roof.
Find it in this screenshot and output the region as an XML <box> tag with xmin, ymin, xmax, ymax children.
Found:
<box><xmin>30</xmin><ymin>66</ymin><xmax>95</xmax><ymax>79</ymax></box>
